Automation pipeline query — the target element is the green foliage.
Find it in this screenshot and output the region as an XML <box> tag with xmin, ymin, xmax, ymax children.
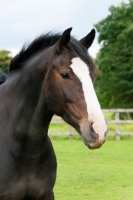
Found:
<box><xmin>94</xmin><ymin>0</ymin><xmax>133</xmax><ymax>108</ymax></box>
<box><xmin>0</xmin><ymin>50</ymin><xmax>11</xmax><ymax>73</ymax></box>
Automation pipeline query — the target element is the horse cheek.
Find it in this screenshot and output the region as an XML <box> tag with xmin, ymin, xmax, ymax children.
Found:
<box><xmin>44</xmin><ymin>77</ymin><xmax>64</xmax><ymax>115</ymax></box>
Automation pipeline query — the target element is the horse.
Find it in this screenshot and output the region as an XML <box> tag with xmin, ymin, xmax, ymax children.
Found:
<box><xmin>0</xmin><ymin>71</ymin><xmax>7</xmax><ymax>84</ymax></box>
<box><xmin>0</xmin><ymin>27</ymin><xmax>107</xmax><ymax>199</ymax></box>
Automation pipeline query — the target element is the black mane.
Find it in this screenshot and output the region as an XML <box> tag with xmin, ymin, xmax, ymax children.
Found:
<box><xmin>10</xmin><ymin>31</ymin><xmax>98</xmax><ymax>77</ymax></box>
<box><xmin>10</xmin><ymin>32</ymin><xmax>61</xmax><ymax>72</ymax></box>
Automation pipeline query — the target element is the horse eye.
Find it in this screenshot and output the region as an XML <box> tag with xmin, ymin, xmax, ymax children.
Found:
<box><xmin>60</xmin><ymin>72</ymin><xmax>70</xmax><ymax>79</ymax></box>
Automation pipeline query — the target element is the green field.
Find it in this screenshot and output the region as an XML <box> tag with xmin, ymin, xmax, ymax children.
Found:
<box><xmin>49</xmin><ymin>122</ymin><xmax>133</xmax><ymax>134</ymax></box>
<box><xmin>50</xmin><ymin>136</ymin><xmax>133</xmax><ymax>200</ymax></box>
<box><xmin>49</xmin><ymin>112</ymin><xmax>133</xmax><ymax>134</ymax></box>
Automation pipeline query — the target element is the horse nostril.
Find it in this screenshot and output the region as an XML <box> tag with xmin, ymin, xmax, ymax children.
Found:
<box><xmin>90</xmin><ymin>121</ymin><xmax>95</xmax><ymax>132</ymax></box>
<box><xmin>89</xmin><ymin>122</ymin><xmax>99</xmax><ymax>142</ymax></box>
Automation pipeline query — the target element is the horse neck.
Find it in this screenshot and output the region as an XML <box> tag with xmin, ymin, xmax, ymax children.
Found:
<box><xmin>8</xmin><ymin>55</ymin><xmax>53</xmax><ymax>146</ymax></box>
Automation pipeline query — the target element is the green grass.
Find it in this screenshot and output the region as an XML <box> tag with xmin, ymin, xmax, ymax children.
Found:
<box><xmin>49</xmin><ymin>112</ymin><xmax>133</xmax><ymax>133</ymax></box>
<box><xmin>104</xmin><ymin>112</ymin><xmax>133</xmax><ymax>132</ymax></box>
<box><xmin>49</xmin><ymin>123</ymin><xmax>68</xmax><ymax>132</ymax></box>
<box><xmin>50</xmin><ymin>137</ymin><xmax>133</xmax><ymax>200</ymax></box>
<box><xmin>49</xmin><ymin>122</ymin><xmax>133</xmax><ymax>135</ymax></box>
<box><xmin>108</xmin><ymin>123</ymin><xmax>133</xmax><ymax>132</ymax></box>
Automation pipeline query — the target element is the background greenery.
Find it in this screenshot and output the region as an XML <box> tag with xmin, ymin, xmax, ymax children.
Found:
<box><xmin>94</xmin><ymin>0</ymin><xmax>133</xmax><ymax>109</ymax></box>
<box><xmin>0</xmin><ymin>50</ymin><xmax>11</xmax><ymax>73</ymax></box>
<box><xmin>50</xmin><ymin>136</ymin><xmax>133</xmax><ymax>200</ymax></box>
<box><xmin>49</xmin><ymin>111</ymin><xmax>133</xmax><ymax>134</ymax></box>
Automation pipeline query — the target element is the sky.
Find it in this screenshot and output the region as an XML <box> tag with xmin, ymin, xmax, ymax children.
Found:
<box><xmin>0</xmin><ymin>0</ymin><xmax>129</xmax><ymax>58</ymax></box>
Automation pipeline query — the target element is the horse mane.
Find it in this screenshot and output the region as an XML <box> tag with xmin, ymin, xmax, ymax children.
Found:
<box><xmin>9</xmin><ymin>31</ymin><xmax>98</xmax><ymax>78</ymax></box>
<box><xmin>9</xmin><ymin>32</ymin><xmax>61</xmax><ymax>72</ymax></box>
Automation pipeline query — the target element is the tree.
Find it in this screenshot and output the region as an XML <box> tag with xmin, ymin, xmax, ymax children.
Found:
<box><xmin>94</xmin><ymin>0</ymin><xmax>133</xmax><ymax>108</ymax></box>
<box><xmin>0</xmin><ymin>50</ymin><xmax>11</xmax><ymax>74</ymax></box>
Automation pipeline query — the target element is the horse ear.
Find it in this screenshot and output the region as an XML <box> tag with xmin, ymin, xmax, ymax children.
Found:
<box><xmin>56</xmin><ymin>27</ymin><xmax>72</xmax><ymax>52</ymax></box>
<box><xmin>80</xmin><ymin>29</ymin><xmax>95</xmax><ymax>49</ymax></box>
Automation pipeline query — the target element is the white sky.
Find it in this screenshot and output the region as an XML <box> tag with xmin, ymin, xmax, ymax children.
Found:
<box><xmin>0</xmin><ymin>0</ymin><xmax>129</xmax><ymax>58</ymax></box>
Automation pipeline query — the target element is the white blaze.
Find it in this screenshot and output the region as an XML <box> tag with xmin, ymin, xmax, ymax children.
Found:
<box><xmin>70</xmin><ymin>57</ymin><xmax>107</xmax><ymax>141</ymax></box>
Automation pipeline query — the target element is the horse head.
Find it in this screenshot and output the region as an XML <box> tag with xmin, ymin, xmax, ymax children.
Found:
<box><xmin>44</xmin><ymin>28</ymin><xmax>107</xmax><ymax>149</ymax></box>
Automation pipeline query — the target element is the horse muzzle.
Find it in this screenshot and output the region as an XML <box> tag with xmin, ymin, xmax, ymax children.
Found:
<box><xmin>81</xmin><ymin>121</ymin><xmax>107</xmax><ymax>150</ymax></box>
